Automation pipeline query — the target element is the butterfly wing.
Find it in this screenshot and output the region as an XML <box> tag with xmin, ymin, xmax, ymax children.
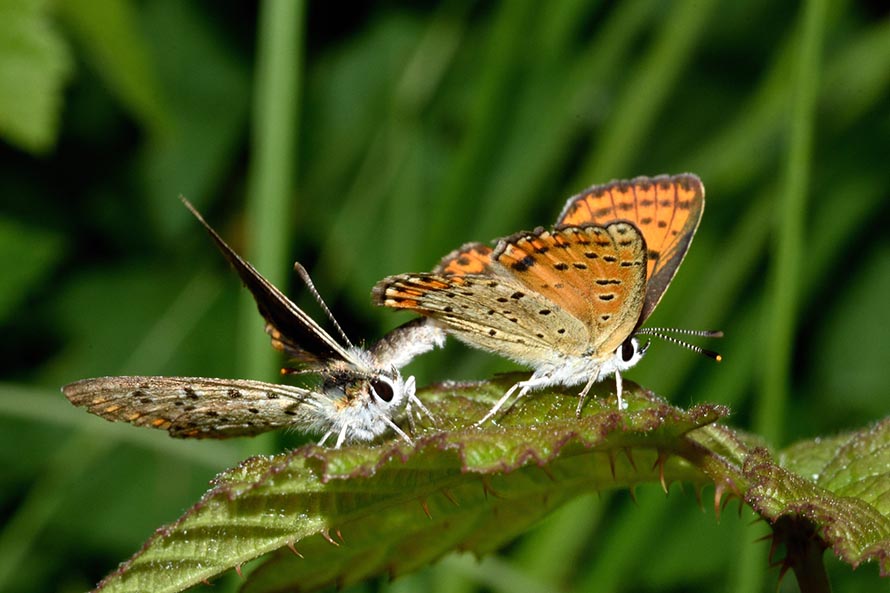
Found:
<box><xmin>491</xmin><ymin>222</ymin><xmax>647</xmax><ymax>356</ymax></box>
<box><xmin>434</xmin><ymin>242</ymin><xmax>494</xmax><ymax>275</ymax></box>
<box><xmin>374</xmin><ymin>271</ymin><xmax>588</xmax><ymax>365</ymax></box>
<box><xmin>181</xmin><ymin>197</ymin><xmax>361</xmax><ymax>368</ymax></box>
<box><xmin>63</xmin><ymin>376</ymin><xmax>319</xmax><ymax>438</ymax></box>
<box><xmin>556</xmin><ymin>174</ymin><xmax>704</xmax><ymax>324</ymax></box>
<box><xmin>373</xmin><ymin>223</ymin><xmax>647</xmax><ymax>364</ymax></box>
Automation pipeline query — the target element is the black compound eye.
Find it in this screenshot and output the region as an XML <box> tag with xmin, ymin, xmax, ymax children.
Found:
<box><xmin>371</xmin><ymin>378</ymin><xmax>395</xmax><ymax>402</ymax></box>
<box><xmin>621</xmin><ymin>339</ymin><xmax>636</xmax><ymax>362</ymax></box>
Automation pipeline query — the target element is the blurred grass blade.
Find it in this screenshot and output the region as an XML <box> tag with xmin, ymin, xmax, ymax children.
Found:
<box><xmin>577</xmin><ymin>0</ymin><xmax>718</xmax><ymax>182</ymax></box>
<box><xmin>473</xmin><ymin>0</ymin><xmax>653</xmax><ymax>242</ymax></box>
<box><xmin>757</xmin><ymin>0</ymin><xmax>829</xmax><ymax>447</ymax></box>
<box><xmin>240</xmin><ymin>0</ymin><xmax>304</xmax><ymax>384</ymax></box>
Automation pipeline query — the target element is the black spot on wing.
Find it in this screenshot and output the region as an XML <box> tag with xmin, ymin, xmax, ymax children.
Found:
<box><xmin>511</xmin><ymin>255</ymin><xmax>536</xmax><ymax>272</ymax></box>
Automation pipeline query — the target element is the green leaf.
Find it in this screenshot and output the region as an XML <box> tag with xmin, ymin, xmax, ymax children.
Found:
<box><xmin>0</xmin><ymin>0</ymin><xmax>72</xmax><ymax>153</ymax></box>
<box><xmin>69</xmin><ymin>375</ymin><xmax>890</xmax><ymax>591</ymax></box>
<box><xmin>89</xmin><ymin>379</ymin><xmax>732</xmax><ymax>593</ymax></box>
<box><xmin>750</xmin><ymin>421</ymin><xmax>890</xmax><ymax>575</ymax></box>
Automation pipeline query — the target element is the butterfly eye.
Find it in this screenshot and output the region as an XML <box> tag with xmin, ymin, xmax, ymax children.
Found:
<box><xmin>621</xmin><ymin>339</ymin><xmax>637</xmax><ymax>362</ymax></box>
<box><xmin>370</xmin><ymin>377</ymin><xmax>395</xmax><ymax>402</ymax></box>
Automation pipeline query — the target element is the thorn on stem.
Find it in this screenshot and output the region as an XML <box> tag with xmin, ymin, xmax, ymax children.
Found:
<box><xmin>623</xmin><ymin>447</ymin><xmax>637</xmax><ymax>471</ymax></box>
<box><xmin>321</xmin><ymin>529</ymin><xmax>340</xmax><ymax>547</ymax></box>
<box><xmin>441</xmin><ymin>488</ymin><xmax>459</xmax><ymax>507</ymax></box>
<box><xmin>651</xmin><ymin>451</ymin><xmax>669</xmax><ymax>493</ymax></box>
<box><xmin>539</xmin><ymin>464</ymin><xmax>556</xmax><ymax>482</ymax></box>
<box><xmin>481</xmin><ymin>476</ymin><xmax>503</xmax><ymax>499</ymax></box>
<box><xmin>714</xmin><ymin>483</ymin><xmax>726</xmax><ymax>520</ymax></box>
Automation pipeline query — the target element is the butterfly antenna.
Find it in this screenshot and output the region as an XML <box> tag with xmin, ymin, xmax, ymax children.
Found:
<box><xmin>636</xmin><ymin>328</ymin><xmax>723</xmax><ymax>361</ymax></box>
<box><xmin>280</xmin><ymin>367</ymin><xmax>318</xmax><ymax>376</ymax></box>
<box><xmin>292</xmin><ymin>262</ymin><xmax>355</xmax><ymax>349</ymax></box>
<box><xmin>638</xmin><ymin>327</ymin><xmax>724</xmax><ymax>339</ymax></box>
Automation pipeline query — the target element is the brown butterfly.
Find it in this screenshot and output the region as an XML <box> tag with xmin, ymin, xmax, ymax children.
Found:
<box><xmin>63</xmin><ymin>198</ymin><xmax>444</xmax><ymax>447</ymax></box>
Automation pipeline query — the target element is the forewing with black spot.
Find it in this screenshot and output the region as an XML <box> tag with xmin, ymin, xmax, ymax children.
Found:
<box><xmin>556</xmin><ymin>174</ymin><xmax>704</xmax><ymax>324</ymax></box>
<box><xmin>434</xmin><ymin>242</ymin><xmax>494</xmax><ymax>275</ymax></box>
<box><xmin>492</xmin><ymin>222</ymin><xmax>648</xmax><ymax>355</ymax></box>
<box><xmin>374</xmin><ymin>270</ymin><xmax>589</xmax><ymax>365</ymax></box>
<box><xmin>373</xmin><ymin>222</ymin><xmax>648</xmax><ymax>364</ymax></box>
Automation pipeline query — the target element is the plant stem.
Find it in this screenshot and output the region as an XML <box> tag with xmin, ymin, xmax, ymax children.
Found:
<box><xmin>789</xmin><ymin>538</ymin><xmax>832</xmax><ymax>593</ymax></box>
<box><xmin>240</xmin><ymin>0</ymin><xmax>305</xmax><ymax>452</ymax></box>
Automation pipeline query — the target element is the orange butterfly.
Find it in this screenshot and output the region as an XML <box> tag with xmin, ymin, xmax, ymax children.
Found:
<box><xmin>375</xmin><ymin>174</ymin><xmax>718</xmax><ymax>421</ymax></box>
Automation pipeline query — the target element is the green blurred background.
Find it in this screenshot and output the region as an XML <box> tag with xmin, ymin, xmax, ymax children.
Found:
<box><xmin>1</xmin><ymin>0</ymin><xmax>889</xmax><ymax>591</ymax></box>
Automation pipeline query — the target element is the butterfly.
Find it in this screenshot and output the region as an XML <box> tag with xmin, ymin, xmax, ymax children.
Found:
<box><xmin>63</xmin><ymin>198</ymin><xmax>445</xmax><ymax>448</ymax></box>
<box><xmin>373</xmin><ymin>174</ymin><xmax>716</xmax><ymax>422</ymax></box>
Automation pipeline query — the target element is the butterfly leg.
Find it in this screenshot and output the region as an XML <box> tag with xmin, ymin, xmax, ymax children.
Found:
<box><xmin>317</xmin><ymin>430</ymin><xmax>334</xmax><ymax>447</ymax></box>
<box><xmin>334</xmin><ymin>423</ymin><xmax>350</xmax><ymax>448</ymax></box>
<box><xmin>574</xmin><ymin>370</ymin><xmax>601</xmax><ymax>418</ymax></box>
<box><xmin>473</xmin><ymin>380</ymin><xmax>537</xmax><ymax>426</ymax></box>
<box><xmin>381</xmin><ymin>415</ymin><xmax>414</xmax><ymax>446</ymax></box>
<box><xmin>407</xmin><ymin>394</ymin><xmax>437</xmax><ymax>426</ymax></box>
<box><xmin>404</xmin><ymin>398</ymin><xmax>418</xmax><ymax>434</ymax></box>
<box><xmin>614</xmin><ymin>370</ymin><xmax>627</xmax><ymax>410</ymax></box>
